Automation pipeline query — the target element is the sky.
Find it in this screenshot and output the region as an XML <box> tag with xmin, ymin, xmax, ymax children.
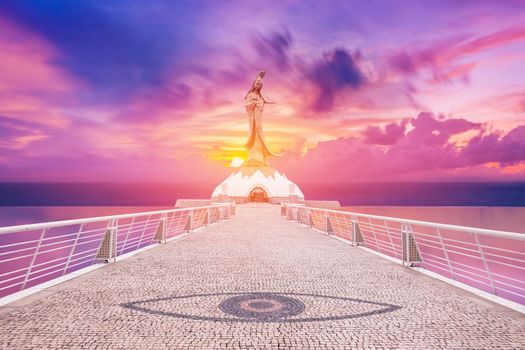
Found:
<box><xmin>0</xmin><ymin>0</ymin><xmax>524</xmax><ymax>184</ymax></box>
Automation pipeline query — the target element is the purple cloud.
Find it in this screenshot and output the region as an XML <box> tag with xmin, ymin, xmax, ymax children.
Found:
<box><xmin>253</xmin><ymin>30</ymin><xmax>293</xmax><ymax>72</ymax></box>
<box><xmin>363</xmin><ymin>120</ymin><xmax>408</xmax><ymax>145</ymax></box>
<box><xmin>307</xmin><ymin>49</ymin><xmax>366</xmax><ymax>112</ymax></box>
<box><xmin>461</xmin><ymin>125</ymin><xmax>525</xmax><ymax>166</ymax></box>
<box><xmin>279</xmin><ymin>112</ymin><xmax>524</xmax><ymax>181</ymax></box>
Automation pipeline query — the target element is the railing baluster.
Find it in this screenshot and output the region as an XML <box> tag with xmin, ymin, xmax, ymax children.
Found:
<box><xmin>135</xmin><ymin>215</ymin><xmax>152</xmax><ymax>251</ymax></box>
<box><xmin>21</xmin><ymin>228</ymin><xmax>47</xmax><ymax>290</ymax></box>
<box><xmin>368</xmin><ymin>217</ymin><xmax>380</xmax><ymax>253</ymax></box>
<box><xmin>119</xmin><ymin>216</ymin><xmax>135</xmax><ymax>256</ymax></box>
<box><xmin>436</xmin><ymin>227</ymin><xmax>456</xmax><ymax>281</ymax></box>
<box><xmin>383</xmin><ymin>220</ymin><xmax>398</xmax><ymax>258</ymax></box>
<box><xmin>63</xmin><ymin>223</ymin><xmax>85</xmax><ymax>275</ymax></box>
<box><xmin>473</xmin><ymin>233</ymin><xmax>497</xmax><ymax>295</ymax></box>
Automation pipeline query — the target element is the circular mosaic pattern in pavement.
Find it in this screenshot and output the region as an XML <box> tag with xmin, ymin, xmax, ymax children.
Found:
<box><xmin>121</xmin><ymin>292</ymin><xmax>401</xmax><ymax>323</ymax></box>
<box><xmin>218</xmin><ymin>293</ymin><xmax>305</xmax><ymax>321</ymax></box>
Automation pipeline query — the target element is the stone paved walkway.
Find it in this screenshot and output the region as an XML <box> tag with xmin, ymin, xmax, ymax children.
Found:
<box><xmin>1</xmin><ymin>205</ymin><xmax>524</xmax><ymax>349</ymax></box>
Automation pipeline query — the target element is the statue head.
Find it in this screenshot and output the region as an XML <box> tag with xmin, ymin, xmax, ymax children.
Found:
<box><xmin>254</xmin><ymin>79</ymin><xmax>262</xmax><ymax>91</ymax></box>
<box><xmin>253</xmin><ymin>72</ymin><xmax>264</xmax><ymax>91</ymax></box>
<box><xmin>246</xmin><ymin>71</ymin><xmax>265</xmax><ymax>98</ymax></box>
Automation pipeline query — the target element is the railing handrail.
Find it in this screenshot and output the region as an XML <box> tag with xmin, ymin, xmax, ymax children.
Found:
<box><xmin>284</xmin><ymin>203</ymin><xmax>525</xmax><ymax>240</ymax></box>
<box><xmin>0</xmin><ymin>203</ymin><xmax>233</xmax><ymax>235</ymax></box>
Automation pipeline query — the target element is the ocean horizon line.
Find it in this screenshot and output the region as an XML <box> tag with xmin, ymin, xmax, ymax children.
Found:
<box><xmin>0</xmin><ymin>182</ymin><xmax>524</xmax><ymax>206</ymax></box>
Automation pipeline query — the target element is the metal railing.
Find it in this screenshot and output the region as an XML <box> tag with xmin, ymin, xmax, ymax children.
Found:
<box><xmin>0</xmin><ymin>203</ymin><xmax>234</xmax><ymax>299</ymax></box>
<box><xmin>283</xmin><ymin>203</ymin><xmax>525</xmax><ymax>306</ymax></box>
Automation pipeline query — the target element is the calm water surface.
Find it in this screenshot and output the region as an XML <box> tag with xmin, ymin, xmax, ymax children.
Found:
<box><xmin>0</xmin><ymin>206</ymin><xmax>171</xmax><ymax>227</ymax></box>
<box><xmin>0</xmin><ymin>205</ymin><xmax>524</xmax><ymax>233</ymax></box>
<box><xmin>343</xmin><ymin>206</ymin><xmax>525</xmax><ymax>233</ymax></box>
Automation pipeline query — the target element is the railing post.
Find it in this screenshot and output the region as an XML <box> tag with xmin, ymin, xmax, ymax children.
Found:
<box><xmin>402</xmin><ymin>223</ymin><xmax>409</xmax><ymax>266</ymax></box>
<box><xmin>351</xmin><ymin>217</ymin><xmax>358</xmax><ymax>246</ymax></box>
<box><xmin>205</xmin><ymin>208</ymin><xmax>211</xmax><ymax>226</ymax></box>
<box><xmin>185</xmin><ymin>210</ymin><xmax>193</xmax><ymax>232</ymax></box>
<box><xmin>324</xmin><ymin>214</ymin><xmax>333</xmax><ymax>235</ymax></box>
<box><xmin>308</xmin><ymin>210</ymin><xmax>312</xmax><ymax>228</ymax></box>
<box><xmin>96</xmin><ymin>219</ymin><xmax>117</xmax><ymax>263</ymax></box>
<box><xmin>154</xmin><ymin>213</ymin><xmax>167</xmax><ymax>243</ymax></box>
<box><xmin>110</xmin><ymin>220</ymin><xmax>117</xmax><ymax>262</ymax></box>
<box><xmin>402</xmin><ymin>223</ymin><xmax>420</xmax><ymax>267</ymax></box>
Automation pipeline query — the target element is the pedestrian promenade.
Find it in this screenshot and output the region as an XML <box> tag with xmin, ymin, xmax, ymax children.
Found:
<box><xmin>1</xmin><ymin>204</ymin><xmax>524</xmax><ymax>349</ymax></box>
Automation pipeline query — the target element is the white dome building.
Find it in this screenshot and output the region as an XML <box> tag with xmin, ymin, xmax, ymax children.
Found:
<box><xmin>211</xmin><ymin>161</ymin><xmax>304</xmax><ymax>204</ymax></box>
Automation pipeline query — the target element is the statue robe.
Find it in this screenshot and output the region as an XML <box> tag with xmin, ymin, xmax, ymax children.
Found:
<box><xmin>244</xmin><ymin>91</ymin><xmax>278</xmax><ymax>166</ymax></box>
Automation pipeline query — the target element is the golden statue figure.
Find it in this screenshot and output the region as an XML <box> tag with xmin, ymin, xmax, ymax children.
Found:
<box><xmin>244</xmin><ymin>71</ymin><xmax>280</xmax><ymax>167</ymax></box>
<box><xmin>210</xmin><ymin>71</ymin><xmax>305</xmax><ymax>202</ymax></box>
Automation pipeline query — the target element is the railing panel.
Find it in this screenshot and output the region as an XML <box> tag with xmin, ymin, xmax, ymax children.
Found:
<box><xmin>355</xmin><ymin>217</ymin><xmax>382</xmax><ymax>253</ymax></box>
<box><xmin>192</xmin><ymin>208</ymin><xmax>208</xmax><ymax>229</ymax></box>
<box><xmin>478</xmin><ymin>235</ymin><xmax>525</xmax><ymax>304</ymax></box>
<box><xmin>383</xmin><ymin>220</ymin><xmax>403</xmax><ymax>260</ymax></box>
<box><xmin>310</xmin><ymin>210</ymin><xmax>325</xmax><ymax>231</ymax></box>
<box><xmin>116</xmin><ymin>214</ymin><xmax>161</xmax><ymax>256</ymax></box>
<box><xmin>297</xmin><ymin>207</ymin><xmax>309</xmax><ymax>225</ymax></box>
<box><xmin>166</xmin><ymin>211</ymin><xmax>190</xmax><ymax>238</ymax></box>
<box><xmin>0</xmin><ymin>231</ymin><xmax>40</xmax><ymax>280</ymax></box>
<box><xmin>410</xmin><ymin>226</ymin><xmax>450</xmax><ymax>275</ymax></box>
<box><xmin>63</xmin><ymin>223</ymin><xmax>107</xmax><ymax>274</ymax></box>
<box><xmin>115</xmin><ymin>217</ymin><xmax>135</xmax><ymax>256</ymax></box>
<box><xmin>0</xmin><ymin>229</ymin><xmax>39</xmax><ymax>296</ymax></box>
<box><xmin>413</xmin><ymin>226</ymin><xmax>493</xmax><ymax>294</ymax></box>
<box><xmin>287</xmin><ymin>206</ymin><xmax>299</xmax><ymax>221</ymax></box>
<box><xmin>219</xmin><ymin>205</ymin><xmax>230</xmax><ymax>220</ymax></box>
<box><xmin>139</xmin><ymin>214</ymin><xmax>162</xmax><ymax>249</ymax></box>
<box><xmin>327</xmin><ymin>212</ymin><xmax>352</xmax><ymax>241</ymax></box>
<box><xmin>209</xmin><ymin>207</ymin><xmax>220</xmax><ymax>224</ymax></box>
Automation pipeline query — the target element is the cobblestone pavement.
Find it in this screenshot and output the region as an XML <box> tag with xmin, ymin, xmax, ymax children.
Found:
<box><xmin>1</xmin><ymin>204</ymin><xmax>524</xmax><ymax>349</ymax></box>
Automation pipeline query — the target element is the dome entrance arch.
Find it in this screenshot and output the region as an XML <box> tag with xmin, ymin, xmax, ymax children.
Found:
<box><xmin>248</xmin><ymin>187</ymin><xmax>269</xmax><ymax>203</ymax></box>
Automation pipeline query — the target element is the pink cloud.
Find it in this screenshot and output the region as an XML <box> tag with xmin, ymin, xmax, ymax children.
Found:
<box><xmin>362</xmin><ymin>120</ymin><xmax>408</xmax><ymax>145</ymax></box>
<box><xmin>386</xmin><ymin>26</ymin><xmax>525</xmax><ymax>86</ymax></box>
<box><xmin>277</xmin><ymin>112</ymin><xmax>525</xmax><ymax>182</ymax></box>
<box><xmin>0</xmin><ymin>17</ymin><xmax>80</xmax><ymax>128</ymax></box>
